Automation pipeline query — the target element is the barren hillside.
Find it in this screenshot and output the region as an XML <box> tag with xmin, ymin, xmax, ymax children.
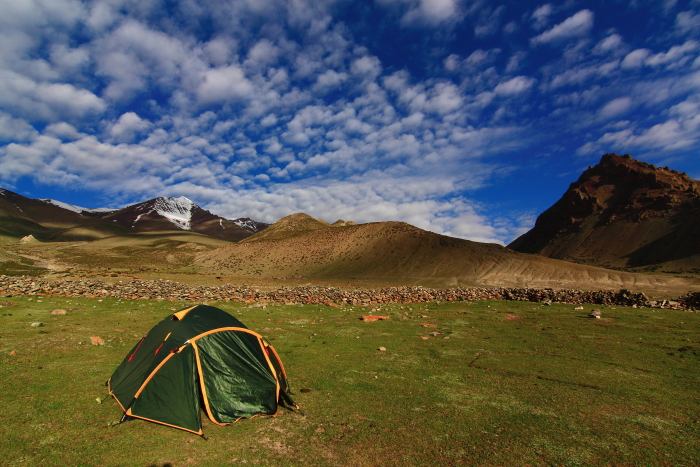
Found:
<box><xmin>195</xmin><ymin>214</ymin><xmax>699</xmax><ymax>293</ymax></box>
<box><xmin>509</xmin><ymin>154</ymin><xmax>700</xmax><ymax>272</ymax></box>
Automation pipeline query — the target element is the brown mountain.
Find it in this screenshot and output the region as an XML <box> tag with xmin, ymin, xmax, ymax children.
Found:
<box><xmin>0</xmin><ymin>189</ymin><xmax>267</xmax><ymax>243</ymax></box>
<box><xmin>194</xmin><ymin>213</ymin><xmax>698</xmax><ymax>292</ymax></box>
<box><xmin>508</xmin><ymin>153</ymin><xmax>700</xmax><ymax>271</ymax></box>
<box><xmin>0</xmin><ymin>188</ymin><xmax>127</xmax><ymax>241</ymax></box>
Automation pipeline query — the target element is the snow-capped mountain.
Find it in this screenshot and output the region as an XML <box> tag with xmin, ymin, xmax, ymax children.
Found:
<box><xmin>130</xmin><ymin>196</ymin><xmax>194</xmax><ymax>230</ymax></box>
<box><xmin>98</xmin><ymin>196</ymin><xmax>260</xmax><ymax>242</ymax></box>
<box><xmin>0</xmin><ymin>188</ymin><xmax>267</xmax><ymax>243</ymax></box>
<box><xmin>39</xmin><ymin>199</ymin><xmax>116</xmax><ymax>215</ymax></box>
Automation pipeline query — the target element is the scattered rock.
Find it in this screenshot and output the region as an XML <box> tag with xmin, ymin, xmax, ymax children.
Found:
<box><xmin>420</xmin><ymin>323</ymin><xmax>437</xmax><ymax>328</ymax></box>
<box><xmin>0</xmin><ymin>276</ymin><xmax>687</xmax><ymax>309</ymax></box>
<box><xmin>574</xmin><ymin>306</ymin><xmax>584</xmax><ymax>310</ymax></box>
<box><xmin>362</xmin><ymin>316</ymin><xmax>390</xmax><ymax>322</ymax></box>
<box><xmin>90</xmin><ymin>336</ymin><xmax>105</xmax><ymax>345</ymax></box>
<box><xmin>378</xmin><ymin>347</ymin><xmax>386</xmax><ymax>351</ymax></box>
<box><xmin>30</xmin><ymin>322</ymin><xmax>43</xmax><ymax>327</ymax></box>
<box><xmin>589</xmin><ymin>309</ymin><xmax>602</xmax><ymax>319</ymax></box>
<box><xmin>9</xmin><ymin>351</ymin><xmax>16</xmax><ymax>355</ymax></box>
<box><xmin>50</xmin><ymin>309</ymin><xmax>67</xmax><ymax>315</ymax></box>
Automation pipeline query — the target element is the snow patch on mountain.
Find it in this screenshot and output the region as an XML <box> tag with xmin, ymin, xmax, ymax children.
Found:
<box><xmin>39</xmin><ymin>199</ymin><xmax>116</xmax><ymax>214</ymax></box>
<box><xmin>229</xmin><ymin>217</ymin><xmax>265</xmax><ymax>232</ymax></box>
<box><xmin>133</xmin><ymin>212</ymin><xmax>150</xmax><ymax>227</ymax></box>
<box><xmin>151</xmin><ymin>196</ymin><xmax>194</xmax><ymax>230</ymax></box>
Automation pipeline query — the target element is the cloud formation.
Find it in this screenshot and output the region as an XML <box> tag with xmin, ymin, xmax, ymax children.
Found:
<box><xmin>1</xmin><ymin>0</ymin><xmax>700</xmax><ymax>246</ymax></box>
<box><xmin>530</xmin><ymin>10</ymin><xmax>594</xmax><ymax>46</ymax></box>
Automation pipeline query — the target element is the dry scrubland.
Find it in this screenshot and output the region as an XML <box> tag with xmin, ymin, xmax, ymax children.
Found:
<box><xmin>1</xmin><ymin>296</ymin><xmax>699</xmax><ymax>466</ymax></box>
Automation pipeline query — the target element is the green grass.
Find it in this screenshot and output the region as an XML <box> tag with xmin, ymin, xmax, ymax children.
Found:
<box><xmin>0</xmin><ymin>298</ymin><xmax>698</xmax><ymax>466</ymax></box>
<box><xmin>0</xmin><ymin>260</ymin><xmax>48</xmax><ymax>277</ymax></box>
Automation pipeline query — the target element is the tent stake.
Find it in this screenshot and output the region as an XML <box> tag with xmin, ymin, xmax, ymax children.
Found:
<box><xmin>119</xmin><ymin>413</ymin><xmax>134</xmax><ymax>424</ymax></box>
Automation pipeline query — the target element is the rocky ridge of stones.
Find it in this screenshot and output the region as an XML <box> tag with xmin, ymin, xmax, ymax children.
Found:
<box><xmin>0</xmin><ymin>275</ymin><xmax>697</xmax><ymax>310</ymax></box>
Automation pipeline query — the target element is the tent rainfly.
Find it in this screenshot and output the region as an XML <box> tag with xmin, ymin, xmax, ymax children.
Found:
<box><xmin>108</xmin><ymin>304</ymin><xmax>297</xmax><ymax>435</ymax></box>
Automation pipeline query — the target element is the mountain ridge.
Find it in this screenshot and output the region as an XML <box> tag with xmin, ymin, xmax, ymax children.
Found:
<box><xmin>0</xmin><ymin>189</ymin><xmax>268</xmax><ymax>242</ymax></box>
<box><xmin>508</xmin><ymin>153</ymin><xmax>700</xmax><ymax>271</ymax></box>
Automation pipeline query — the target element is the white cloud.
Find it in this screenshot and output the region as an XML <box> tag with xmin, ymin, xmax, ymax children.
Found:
<box><xmin>503</xmin><ymin>21</ymin><xmax>518</xmax><ymax>35</ymax></box>
<box><xmin>446</xmin><ymin>48</ymin><xmax>501</xmax><ymax>80</ymax></box>
<box><xmin>0</xmin><ymin>70</ymin><xmax>106</xmax><ymax>121</ymax></box>
<box><xmin>593</xmin><ymin>33</ymin><xmax>625</xmax><ymax>55</ymax></box>
<box><xmin>50</xmin><ymin>44</ymin><xmax>91</xmax><ymax>78</ymax></box>
<box><xmin>530</xmin><ymin>9</ymin><xmax>594</xmax><ymax>46</ymax></box>
<box><xmin>675</xmin><ymin>10</ymin><xmax>700</xmax><ymax>36</ymax></box>
<box><xmin>505</xmin><ymin>51</ymin><xmax>527</xmax><ymax>74</ymax></box>
<box><xmin>314</xmin><ymin>69</ymin><xmax>348</xmax><ymax>91</ymax></box>
<box><xmin>579</xmin><ymin>95</ymin><xmax>700</xmax><ymax>154</ymax></box>
<box><xmin>420</xmin><ymin>82</ymin><xmax>463</xmax><ymax>114</ymax></box>
<box><xmin>621</xmin><ymin>48</ymin><xmax>651</xmax><ymax>69</ymax></box>
<box><xmin>531</xmin><ymin>4</ymin><xmax>553</xmax><ymax>30</ymax></box>
<box><xmin>620</xmin><ymin>41</ymin><xmax>699</xmax><ymax>70</ymax></box>
<box><xmin>261</xmin><ymin>114</ymin><xmax>278</xmax><ymax>127</ymax></box>
<box><xmin>109</xmin><ymin>112</ymin><xmax>152</xmax><ymax>143</ymax></box>
<box><xmin>0</xmin><ymin>135</ymin><xmax>62</xmax><ymax>180</ymax></box>
<box><xmin>246</xmin><ymin>39</ymin><xmax>280</xmax><ymax>67</ymax></box>
<box><xmin>474</xmin><ymin>6</ymin><xmax>504</xmax><ymax>38</ymax></box>
<box><xmin>0</xmin><ymin>113</ymin><xmax>37</xmax><ymax>142</ymax></box>
<box><xmin>350</xmin><ymin>56</ymin><xmax>382</xmax><ymax>79</ymax></box>
<box><xmin>203</xmin><ymin>37</ymin><xmax>238</xmax><ymax>67</ymax></box>
<box><xmin>494</xmin><ymin>76</ymin><xmax>536</xmax><ymax>95</ymax></box>
<box><xmin>399</xmin><ymin>0</ymin><xmax>460</xmax><ymax>26</ymax></box>
<box><xmin>548</xmin><ymin>60</ymin><xmax>619</xmax><ymax>89</ymax></box>
<box><xmin>43</xmin><ymin>122</ymin><xmax>82</xmax><ymax>140</ymax></box>
<box><xmin>196</xmin><ymin>65</ymin><xmax>254</xmax><ymax>104</ymax></box>
<box><xmin>93</xmin><ymin>20</ymin><xmax>195</xmax><ymax>101</ymax></box>
<box><xmin>644</xmin><ymin>40</ymin><xmax>698</xmax><ymax>67</ymax></box>
<box><xmin>598</xmin><ymin>97</ymin><xmax>633</xmax><ymax>119</ymax></box>
<box><xmin>87</xmin><ymin>0</ymin><xmax>119</xmax><ymax>30</ymax></box>
<box><xmin>663</xmin><ymin>0</ymin><xmax>678</xmax><ymax>13</ymax></box>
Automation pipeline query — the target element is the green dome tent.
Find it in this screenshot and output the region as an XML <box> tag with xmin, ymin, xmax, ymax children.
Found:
<box><xmin>108</xmin><ymin>304</ymin><xmax>297</xmax><ymax>435</ymax></box>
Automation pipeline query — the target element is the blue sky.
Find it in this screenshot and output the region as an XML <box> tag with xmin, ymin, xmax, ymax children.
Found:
<box><xmin>1</xmin><ymin>0</ymin><xmax>699</xmax><ymax>244</ymax></box>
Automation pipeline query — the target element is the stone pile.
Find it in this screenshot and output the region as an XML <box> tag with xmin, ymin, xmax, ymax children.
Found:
<box><xmin>676</xmin><ymin>292</ymin><xmax>700</xmax><ymax>311</ymax></box>
<box><xmin>0</xmin><ymin>275</ymin><xmax>697</xmax><ymax>310</ymax></box>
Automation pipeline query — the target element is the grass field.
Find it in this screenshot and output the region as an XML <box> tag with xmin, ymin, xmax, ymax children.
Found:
<box><xmin>0</xmin><ymin>296</ymin><xmax>698</xmax><ymax>466</ymax></box>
